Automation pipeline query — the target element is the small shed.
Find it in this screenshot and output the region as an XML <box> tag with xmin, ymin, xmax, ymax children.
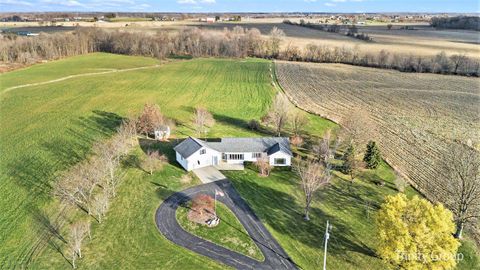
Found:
<box><xmin>154</xmin><ymin>125</ymin><xmax>171</xmax><ymax>141</ymax></box>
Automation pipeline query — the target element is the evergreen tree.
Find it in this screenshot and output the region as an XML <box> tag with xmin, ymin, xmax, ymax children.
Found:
<box><xmin>342</xmin><ymin>144</ymin><xmax>357</xmax><ymax>180</ymax></box>
<box><xmin>364</xmin><ymin>141</ymin><xmax>381</xmax><ymax>169</ymax></box>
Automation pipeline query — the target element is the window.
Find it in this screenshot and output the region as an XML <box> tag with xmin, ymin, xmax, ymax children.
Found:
<box><xmin>228</xmin><ymin>154</ymin><xmax>244</xmax><ymax>160</ymax></box>
<box><xmin>274</xmin><ymin>158</ymin><xmax>286</xmax><ymax>165</ymax></box>
<box><xmin>200</xmin><ymin>149</ymin><xmax>206</xmax><ymax>155</ymax></box>
<box><xmin>252</xmin><ymin>153</ymin><xmax>262</xmax><ymax>158</ymax></box>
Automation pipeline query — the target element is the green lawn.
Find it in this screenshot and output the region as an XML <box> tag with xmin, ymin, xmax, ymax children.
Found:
<box><xmin>0</xmin><ymin>53</ymin><xmax>277</xmax><ymax>268</ymax></box>
<box><xmin>176</xmin><ymin>201</ymin><xmax>264</xmax><ymax>261</ymax></box>
<box><xmin>0</xmin><ymin>53</ymin><xmax>477</xmax><ymax>269</ymax></box>
<box><xmin>225</xmin><ymin>163</ymin><xmax>479</xmax><ymax>270</ymax></box>
<box><xmin>0</xmin><ymin>53</ymin><xmax>160</xmax><ymax>92</ymax></box>
<box><xmin>30</xmin><ymin>146</ymin><xmax>230</xmax><ymax>269</ymax></box>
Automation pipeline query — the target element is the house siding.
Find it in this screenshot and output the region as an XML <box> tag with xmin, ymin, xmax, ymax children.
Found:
<box><xmin>224</xmin><ymin>152</ymin><xmax>267</xmax><ymax>163</ymax></box>
<box><xmin>180</xmin><ymin>147</ymin><xmax>220</xmax><ymax>171</ymax></box>
<box><xmin>176</xmin><ymin>152</ymin><xmax>190</xmax><ymax>171</ymax></box>
<box><xmin>268</xmin><ymin>151</ymin><xmax>292</xmax><ymax>166</ymax></box>
<box><xmin>175</xmin><ymin>138</ymin><xmax>292</xmax><ymax>171</ymax></box>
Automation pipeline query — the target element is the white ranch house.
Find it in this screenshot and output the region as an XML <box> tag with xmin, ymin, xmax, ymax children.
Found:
<box><xmin>174</xmin><ymin>137</ymin><xmax>292</xmax><ymax>171</ymax></box>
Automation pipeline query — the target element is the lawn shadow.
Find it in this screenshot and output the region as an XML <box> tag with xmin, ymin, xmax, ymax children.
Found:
<box><xmin>213</xmin><ymin>113</ymin><xmax>274</xmax><ymax>136</ymax></box>
<box><xmin>121</xmin><ymin>153</ymin><xmax>144</xmax><ymax>172</ymax></box>
<box><xmin>84</xmin><ymin>110</ymin><xmax>124</xmax><ymax>135</ymax></box>
<box><xmin>13</xmin><ymin>206</ymin><xmax>72</xmax><ymax>269</ymax></box>
<box><xmin>6</xmin><ymin>154</ymin><xmax>55</xmax><ymax>203</ymax></box>
<box><xmin>18</xmin><ymin>110</ymin><xmax>124</xmax><ymax>195</ymax></box>
<box><xmin>138</xmin><ymin>138</ymin><xmax>183</xmax><ymax>170</ymax></box>
<box><xmin>29</xmin><ymin>206</ymin><xmax>72</xmax><ymax>267</ymax></box>
<box><xmin>358</xmin><ymin>169</ymin><xmax>397</xmax><ymax>193</ymax></box>
<box><xmin>227</xmin><ymin>175</ymin><xmax>378</xmax><ymax>268</ymax></box>
<box><xmin>5</xmin><ymin>110</ymin><xmax>124</xmax><ymax>267</ymax></box>
<box><xmin>155</xmin><ymin>184</ymin><xmax>176</xmax><ymax>201</ymax></box>
<box><xmin>151</xmin><ymin>181</ymin><xmax>168</xmax><ymax>189</ymax></box>
<box><xmin>168</xmin><ymin>54</ymin><xmax>193</xmax><ymax>60</ymax></box>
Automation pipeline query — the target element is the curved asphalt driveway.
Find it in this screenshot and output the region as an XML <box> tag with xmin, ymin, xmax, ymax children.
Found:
<box><xmin>155</xmin><ymin>179</ymin><xmax>299</xmax><ymax>270</ymax></box>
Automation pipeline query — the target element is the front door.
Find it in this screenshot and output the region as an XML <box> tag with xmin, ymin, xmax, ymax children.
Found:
<box><xmin>212</xmin><ymin>156</ymin><xmax>218</xmax><ymax>165</ymax></box>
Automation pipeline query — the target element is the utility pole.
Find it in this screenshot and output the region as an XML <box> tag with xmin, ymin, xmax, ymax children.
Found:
<box><xmin>323</xmin><ymin>220</ymin><xmax>331</xmax><ymax>270</ymax></box>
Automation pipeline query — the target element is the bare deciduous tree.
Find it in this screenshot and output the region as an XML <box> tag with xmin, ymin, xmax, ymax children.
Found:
<box><xmin>294</xmin><ymin>158</ymin><xmax>331</xmax><ymax>220</ymax></box>
<box><xmin>2</xmin><ymin>27</ymin><xmax>478</xmax><ymax>76</ymax></box>
<box><xmin>340</xmin><ymin>108</ymin><xmax>376</xmax><ymax>155</ymax></box>
<box><xmin>110</xmin><ymin>132</ymin><xmax>131</xmax><ymax>157</ymax></box>
<box><xmin>433</xmin><ymin>51</ymin><xmax>451</xmax><ymax>74</ymax></box>
<box><xmin>265</xmin><ymin>94</ymin><xmax>291</xmax><ymax>136</ymax></box>
<box><xmin>268</xmin><ymin>27</ymin><xmax>285</xmax><ymax>57</ymax></box>
<box><xmin>93</xmin><ymin>131</ymin><xmax>132</xmax><ymax>198</ymax></box>
<box><xmin>53</xmin><ymin>162</ymin><xmax>102</xmax><ymax>216</ymax></box>
<box><xmin>193</xmin><ymin>107</ymin><xmax>215</xmax><ymax>138</ymax></box>
<box><xmin>142</xmin><ymin>150</ymin><xmax>166</xmax><ymax>175</ymax></box>
<box><xmin>312</xmin><ymin>129</ymin><xmax>337</xmax><ymax>167</ymax></box>
<box><xmin>255</xmin><ymin>156</ymin><xmax>272</xmax><ymax>177</ymax></box>
<box><xmin>91</xmin><ymin>191</ymin><xmax>109</xmax><ymax>223</ymax></box>
<box><xmin>450</xmin><ymin>53</ymin><xmax>468</xmax><ymax>74</ymax></box>
<box><xmin>377</xmin><ymin>49</ymin><xmax>390</xmax><ymax>68</ymax></box>
<box><xmin>68</xmin><ymin>220</ymin><xmax>90</xmax><ymax>269</ymax></box>
<box><xmin>50</xmin><ymin>117</ymin><xmax>139</xmax><ymax>266</ymax></box>
<box><xmin>118</xmin><ymin>117</ymin><xmax>138</xmax><ymax>147</ymax></box>
<box><xmin>439</xmin><ymin>144</ymin><xmax>480</xmax><ymax>239</ymax></box>
<box><xmin>281</xmin><ymin>42</ymin><xmax>301</xmax><ymax>61</ymax></box>
<box><xmin>94</xmin><ymin>141</ymin><xmax>121</xmax><ymax>197</ymax></box>
<box><xmin>290</xmin><ymin>111</ymin><xmax>309</xmax><ymax>137</ymax></box>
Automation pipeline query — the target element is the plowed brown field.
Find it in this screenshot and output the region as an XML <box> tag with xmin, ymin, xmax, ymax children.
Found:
<box><xmin>275</xmin><ymin>60</ymin><xmax>480</xmax><ymax>202</ymax></box>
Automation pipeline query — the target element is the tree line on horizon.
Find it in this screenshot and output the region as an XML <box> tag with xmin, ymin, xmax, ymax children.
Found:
<box><xmin>431</xmin><ymin>16</ymin><xmax>480</xmax><ymax>31</ymax></box>
<box><xmin>283</xmin><ymin>19</ymin><xmax>372</xmax><ymax>41</ymax></box>
<box><xmin>1</xmin><ymin>26</ymin><xmax>479</xmax><ymax>76</ymax></box>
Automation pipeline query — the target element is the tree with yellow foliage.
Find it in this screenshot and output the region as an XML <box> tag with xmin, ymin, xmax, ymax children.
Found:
<box><xmin>376</xmin><ymin>194</ymin><xmax>460</xmax><ymax>270</ymax></box>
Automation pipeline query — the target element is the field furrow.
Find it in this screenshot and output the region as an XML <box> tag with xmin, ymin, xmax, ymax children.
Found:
<box><xmin>275</xmin><ymin>60</ymin><xmax>480</xmax><ymax>202</ymax></box>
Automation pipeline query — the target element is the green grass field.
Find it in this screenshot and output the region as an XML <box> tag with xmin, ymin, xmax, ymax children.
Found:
<box><xmin>225</xmin><ymin>163</ymin><xmax>478</xmax><ymax>270</ymax></box>
<box><xmin>0</xmin><ymin>53</ymin><xmax>160</xmax><ymax>91</ymax></box>
<box><xmin>177</xmin><ymin>201</ymin><xmax>264</xmax><ymax>261</ymax></box>
<box><xmin>32</xmin><ymin>147</ymin><xmax>230</xmax><ymax>270</ymax></box>
<box><xmin>0</xmin><ymin>53</ymin><xmax>278</xmax><ymax>268</ymax></box>
<box><xmin>0</xmin><ymin>53</ymin><xmax>477</xmax><ymax>269</ymax></box>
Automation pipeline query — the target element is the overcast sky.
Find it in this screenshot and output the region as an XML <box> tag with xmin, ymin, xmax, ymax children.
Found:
<box><xmin>1</xmin><ymin>0</ymin><xmax>478</xmax><ymax>13</ymax></box>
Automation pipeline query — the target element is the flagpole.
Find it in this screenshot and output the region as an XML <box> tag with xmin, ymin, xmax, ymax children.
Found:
<box><xmin>214</xmin><ymin>190</ymin><xmax>217</xmax><ymax>217</ymax></box>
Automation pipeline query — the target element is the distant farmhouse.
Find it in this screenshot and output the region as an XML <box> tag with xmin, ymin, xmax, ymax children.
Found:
<box><xmin>199</xmin><ymin>17</ymin><xmax>216</xmax><ymax>23</ymax></box>
<box><xmin>174</xmin><ymin>137</ymin><xmax>292</xmax><ymax>171</ymax></box>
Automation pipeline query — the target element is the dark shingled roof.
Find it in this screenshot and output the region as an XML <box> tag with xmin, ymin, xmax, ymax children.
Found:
<box><xmin>266</xmin><ymin>142</ymin><xmax>291</xmax><ymax>156</ymax></box>
<box><xmin>173</xmin><ymin>137</ymin><xmax>205</xmax><ymax>159</ymax></box>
